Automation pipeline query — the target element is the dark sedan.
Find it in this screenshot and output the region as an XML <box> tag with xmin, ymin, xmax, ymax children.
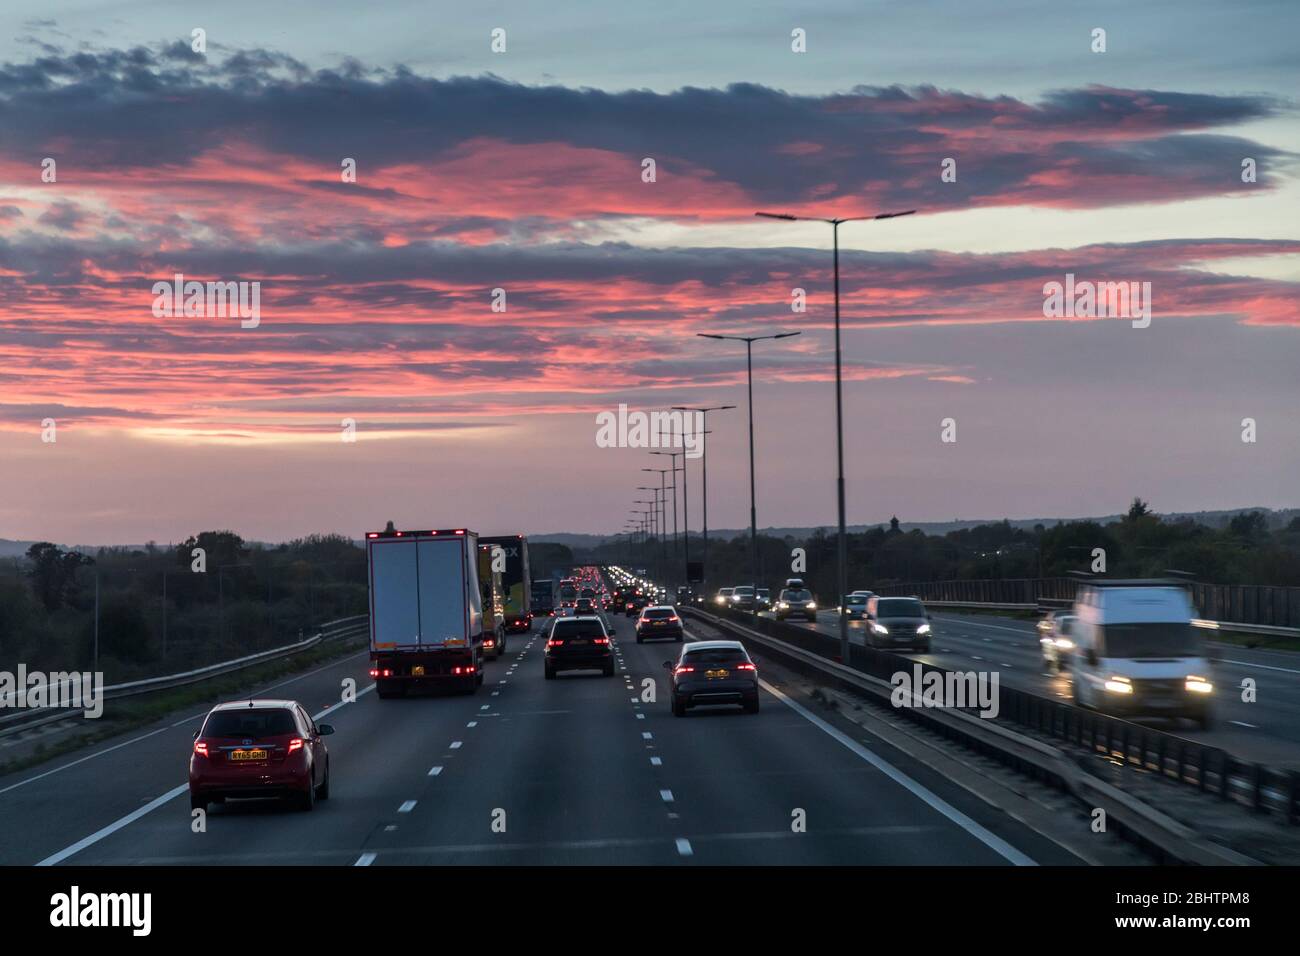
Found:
<box><xmin>664</xmin><ymin>640</ymin><xmax>759</xmax><ymax>716</ymax></box>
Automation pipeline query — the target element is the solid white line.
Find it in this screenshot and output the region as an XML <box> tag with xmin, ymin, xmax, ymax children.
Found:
<box><xmin>2</xmin><ymin>652</ymin><xmax>372</xmax><ymax>797</ymax></box>
<box><xmin>354</xmin><ymin>852</ymin><xmax>377</xmax><ymax>866</ymax></box>
<box><xmin>428</xmin><ymin>766</ymin><xmax>443</xmax><ymax>776</ymax></box>
<box><xmin>1229</xmin><ymin>720</ymin><xmax>1258</xmax><ymax>729</ymax></box>
<box><xmin>398</xmin><ymin>800</ymin><xmax>417</xmax><ymax>813</ymax></box>
<box><xmin>675</xmin><ymin>838</ymin><xmax>693</xmax><ymax>857</ymax></box>
<box><xmin>31</xmin><ymin>684</ymin><xmax>376</xmax><ymax>865</ymax></box>
<box><xmin>760</xmin><ymin>679</ymin><xmax>1035</xmax><ymax>866</ymax></box>
<box><xmin>37</xmin><ymin>784</ymin><xmax>189</xmax><ymax>866</ymax></box>
<box><xmin>932</xmin><ymin>616</ymin><xmax>1034</xmax><ymax>636</ymax></box>
<box><xmin>1217</xmin><ymin>658</ymin><xmax>1300</xmax><ymax>676</ymax></box>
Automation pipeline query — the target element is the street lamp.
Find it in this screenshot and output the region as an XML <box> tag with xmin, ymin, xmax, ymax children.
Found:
<box><xmin>642</xmin><ymin>468</ymin><xmax>671</xmax><ymax>581</ymax></box>
<box><xmin>696</xmin><ymin>332</ymin><xmax>801</xmax><ymax>587</ymax></box>
<box><xmin>755</xmin><ymin>208</ymin><xmax>916</xmax><ymax>664</ymax></box>
<box><xmin>672</xmin><ymin>405</ymin><xmax>735</xmax><ymax>591</ymax></box>
<box><xmin>650</xmin><ymin>449</ymin><xmax>685</xmax><ymax>571</ymax></box>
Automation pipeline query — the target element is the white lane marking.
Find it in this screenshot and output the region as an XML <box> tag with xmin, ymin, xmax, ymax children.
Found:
<box><xmin>32</xmin><ymin>684</ymin><xmax>377</xmax><ymax>865</ymax></box>
<box><xmin>449</xmin><ymin>741</ymin><xmax>463</xmax><ymax>749</ymax></box>
<box><xmin>398</xmin><ymin>801</ymin><xmax>417</xmax><ymax>813</ymax></box>
<box><xmin>491</xmin><ymin>691</ymin><xmax>500</xmax><ymax>697</ymax></box>
<box><xmin>659</xmin><ymin>789</ymin><xmax>674</xmax><ymax>803</ymax></box>
<box><xmin>675</xmin><ymin>838</ymin><xmax>693</xmax><ymax>857</ymax></box>
<box><xmin>971</xmin><ymin>656</ymin><xmax>983</xmax><ymax>661</ymax></box>
<box><xmin>1217</xmin><ymin>658</ymin><xmax>1300</xmax><ymax>676</ymax></box>
<box><xmin>37</xmin><ymin>784</ymin><xmax>189</xmax><ymax>866</ymax></box>
<box><xmin>759</xmin><ymin>679</ymin><xmax>1036</xmax><ymax>866</ymax></box>
<box><xmin>1229</xmin><ymin>720</ymin><xmax>1258</xmax><ymax>729</ymax></box>
<box><xmin>650</xmin><ymin>757</ymin><xmax>663</xmax><ymax>766</ymax></box>
<box><xmin>480</xmin><ymin>705</ymin><xmax>490</xmax><ymax>710</ymax></box>
<box><xmin>1</xmin><ymin>651</ymin><xmax>372</xmax><ymax>797</ymax></box>
<box><xmin>636</xmin><ymin>713</ymin><xmax>646</xmax><ymax>720</ymax></box>
<box><xmin>629</xmin><ymin>697</ymin><xmax>639</xmax><ymax>703</ymax></box>
<box><xmin>314</xmin><ymin>683</ymin><xmax>376</xmax><ymax>720</ymax></box>
<box><xmin>467</xmin><ymin>721</ymin><xmax>478</xmax><ymax>728</ymax></box>
<box><xmin>932</xmin><ymin>616</ymin><xmax>1034</xmax><ymax>637</ymax></box>
<box><xmin>641</xmin><ymin>732</ymin><xmax>653</xmax><ymax>740</ymax></box>
<box><xmin>355</xmin><ymin>852</ymin><xmax>377</xmax><ymax>866</ymax></box>
<box><xmin>428</xmin><ymin>766</ymin><xmax>444</xmax><ymax>776</ymax></box>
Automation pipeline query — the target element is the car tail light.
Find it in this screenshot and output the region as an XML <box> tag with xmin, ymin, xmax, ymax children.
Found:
<box><xmin>369</xmin><ymin>668</ymin><xmax>379</xmax><ymax>678</ymax></box>
<box><xmin>735</xmin><ymin>662</ymin><xmax>756</xmax><ymax>671</ymax></box>
<box><xmin>193</xmin><ymin>740</ymin><xmax>209</xmax><ymax>757</ymax></box>
<box><xmin>593</xmin><ymin>637</ymin><xmax>609</xmax><ymax>645</ymax></box>
<box><xmin>484</xmin><ymin>639</ymin><xmax>495</xmax><ymax>648</ymax></box>
<box><xmin>547</xmin><ymin>639</ymin><xmax>564</xmax><ymax>647</ymax></box>
<box><xmin>288</xmin><ymin>738</ymin><xmax>304</xmax><ymax>754</ymax></box>
<box><xmin>674</xmin><ymin>665</ymin><xmax>695</xmax><ymax>676</ymax></box>
<box><xmin>668</xmin><ymin>615</ymin><xmax>680</xmax><ymax>623</ymax></box>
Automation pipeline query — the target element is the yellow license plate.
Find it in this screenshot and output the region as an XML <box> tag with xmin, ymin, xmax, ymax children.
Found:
<box><xmin>411</xmin><ymin>666</ymin><xmax>425</xmax><ymax>676</ymax></box>
<box><xmin>706</xmin><ymin>669</ymin><xmax>729</xmax><ymax>679</ymax></box>
<box><xmin>230</xmin><ymin>749</ymin><xmax>267</xmax><ymax>762</ymax></box>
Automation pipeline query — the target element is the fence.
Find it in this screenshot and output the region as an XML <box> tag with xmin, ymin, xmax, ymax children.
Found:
<box><xmin>699</xmin><ymin>604</ymin><xmax>1299</xmax><ymax>822</ymax></box>
<box><xmin>875</xmin><ymin>577</ymin><xmax>1300</xmax><ymax>629</ymax></box>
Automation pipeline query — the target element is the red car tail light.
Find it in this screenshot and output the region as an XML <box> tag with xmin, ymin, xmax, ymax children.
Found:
<box><xmin>735</xmin><ymin>662</ymin><xmax>756</xmax><ymax>671</ymax></box>
<box><xmin>674</xmin><ymin>665</ymin><xmax>695</xmax><ymax>676</ymax></box>
<box><xmin>593</xmin><ymin>637</ymin><xmax>609</xmax><ymax>645</ymax></box>
<box><xmin>288</xmin><ymin>738</ymin><xmax>304</xmax><ymax>753</ymax></box>
<box><xmin>193</xmin><ymin>740</ymin><xmax>209</xmax><ymax>757</ymax></box>
<box><xmin>484</xmin><ymin>639</ymin><xmax>495</xmax><ymax>648</ymax></box>
<box><xmin>547</xmin><ymin>639</ymin><xmax>564</xmax><ymax>648</ymax></box>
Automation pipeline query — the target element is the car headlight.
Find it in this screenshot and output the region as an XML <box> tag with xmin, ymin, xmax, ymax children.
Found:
<box><xmin>777</xmin><ymin>601</ymin><xmax>788</xmax><ymax>609</ymax></box>
<box><xmin>1185</xmin><ymin>677</ymin><xmax>1213</xmax><ymax>694</ymax></box>
<box><xmin>872</xmin><ymin>623</ymin><xmax>889</xmax><ymax>635</ymax></box>
<box><xmin>1104</xmin><ymin>676</ymin><xmax>1133</xmax><ymax>694</ymax></box>
<box><xmin>916</xmin><ymin>623</ymin><xmax>931</xmax><ymax>635</ymax></box>
<box><xmin>806</xmin><ymin>602</ymin><xmax>817</xmax><ymax>610</ymax></box>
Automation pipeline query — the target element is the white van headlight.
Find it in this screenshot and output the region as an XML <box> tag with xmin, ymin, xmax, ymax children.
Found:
<box><xmin>1103</xmin><ymin>676</ymin><xmax>1133</xmax><ymax>694</ymax></box>
<box><xmin>1185</xmin><ymin>677</ymin><xmax>1213</xmax><ymax>694</ymax></box>
<box><xmin>872</xmin><ymin>623</ymin><xmax>889</xmax><ymax>636</ymax></box>
<box><xmin>916</xmin><ymin>624</ymin><xmax>931</xmax><ymax>635</ymax></box>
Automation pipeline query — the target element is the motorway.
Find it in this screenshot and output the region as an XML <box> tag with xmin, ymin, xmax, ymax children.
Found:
<box><xmin>772</xmin><ymin>608</ymin><xmax>1300</xmax><ymax>765</ymax></box>
<box><xmin>0</xmin><ymin>613</ymin><xmax>1080</xmax><ymax>866</ymax></box>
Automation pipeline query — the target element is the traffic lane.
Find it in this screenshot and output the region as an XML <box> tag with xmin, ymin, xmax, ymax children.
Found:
<box><xmin>364</xmin><ymin>616</ymin><xmax>683</xmax><ymax>864</ymax></box>
<box><xmin>812</xmin><ymin>612</ymin><xmax>1300</xmax><ymax>757</ymax></box>
<box><xmin>623</xmin><ymin>627</ymin><xmax>1035</xmax><ymax>865</ymax></box>
<box><xmin>39</xmin><ymin>647</ymin><xmax>518</xmax><ymax>865</ymax></box>
<box><xmin>0</xmin><ymin>647</ymin><xmax>378</xmax><ymax>866</ymax></box>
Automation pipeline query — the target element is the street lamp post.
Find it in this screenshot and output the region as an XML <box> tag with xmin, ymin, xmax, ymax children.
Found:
<box><xmin>697</xmin><ymin>333</ymin><xmax>801</xmax><ymax>587</ymax></box>
<box><xmin>755</xmin><ymin>208</ymin><xmax>916</xmax><ymax>664</ymax></box>
<box><xmin>642</xmin><ymin>468</ymin><xmax>670</xmax><ymax>582</ymax></box>
<box><xmin>672</xmin><ymin>406</ymin><xmax>734</xmax><ymax>592</ymax></box>
<box><xmin>650</xmin><ymin>449</ymin><xmax>684</xmax><ymax>573</ymax></box>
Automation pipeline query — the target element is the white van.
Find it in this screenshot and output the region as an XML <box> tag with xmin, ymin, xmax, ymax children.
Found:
<box><xmin>1068</xmin><ymin>580</ymin><xmax>1213</xmax><ymax>729</ymax></box>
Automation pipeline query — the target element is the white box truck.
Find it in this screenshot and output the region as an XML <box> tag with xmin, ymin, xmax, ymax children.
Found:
<box><xmin>366</xmin><ymin>526</ymin><xmax>485</xmax><ymax>697</ymax></box>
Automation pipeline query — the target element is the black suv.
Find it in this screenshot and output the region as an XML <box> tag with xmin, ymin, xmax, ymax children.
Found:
<box><xmin>664</xmin><ymin>641</ymin><xmax>759</xmax><ymax>716</ymax></box>
<box><xmin>545</xmin><ymin>616</ymin><xmax>615</xmax><ymax>678</ymax></box>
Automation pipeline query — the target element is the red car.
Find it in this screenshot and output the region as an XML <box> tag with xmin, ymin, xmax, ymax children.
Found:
<box><xmin>189</xmin><ymin>699</ymin><xmax>333</xmax><ymax>812</ymax></box>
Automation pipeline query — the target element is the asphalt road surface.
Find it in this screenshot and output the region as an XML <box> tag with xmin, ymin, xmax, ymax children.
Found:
<box><xmin>0</xmin><ymin>613</ymin><xmax>1074</xmax><ymax>866</ymax></box>
<box><xmin>773</xmin><ymin>608</ymin><xmax>1300</xmax><ymax>765</ymax></box>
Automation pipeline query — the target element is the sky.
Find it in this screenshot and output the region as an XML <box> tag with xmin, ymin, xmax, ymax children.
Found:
<box><xmin>0</xmin><ymin>1</ymin><xmax>1297</xmax><ymax>544</ymax></box>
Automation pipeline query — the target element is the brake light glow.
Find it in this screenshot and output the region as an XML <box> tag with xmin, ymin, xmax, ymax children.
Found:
<box><xmin>193</xmin><ymin>740</ymin><xmax>209</xmax><ymax>757</ymax></box>
<box><xmin>288</xmin><ymin>738</ymin><xmax>304</xmax><ymax>753</ymax></box>
<box><xmin>674</xmin><ymin>665</ymin><xmax>695</xmax><ymax>675</ymax></box>
<box><xmin>593</xmin><ymin>637</ymin><xmax>609</xmax><ymax>645</ymax></box>
<box><xmin>547</xmin><ymin>639</ymin><xmax>564</xmax><ymax>647</ymax></box>
<box><xmin>735</xmin><ymin>662</ymin><xmax>756</xmax><ymax>671</ymax></box>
